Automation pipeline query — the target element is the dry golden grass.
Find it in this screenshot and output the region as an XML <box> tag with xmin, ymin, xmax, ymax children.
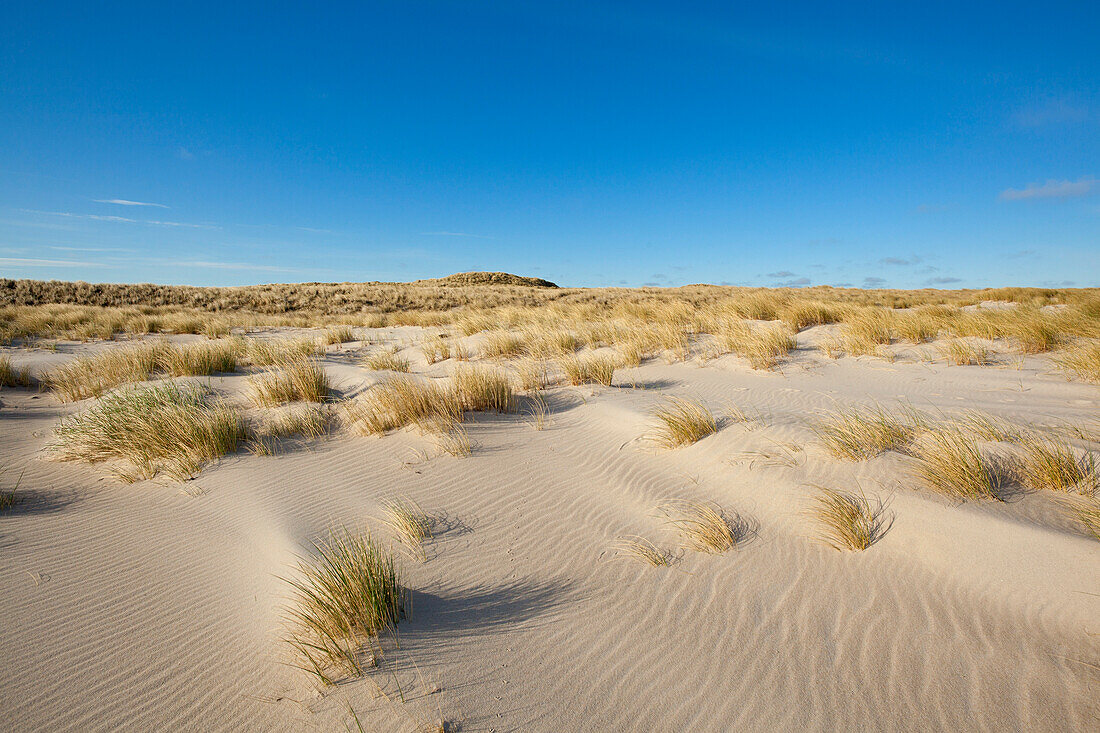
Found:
<box><xmin>249</xmin><ymin>355</ymin><xmax>331</xmax><ymax>406</ymax></box>
<box><xmin>514</xmin><ymin>358</ymin><xmax>552</xmax><ymax>391</ymax></box>
<box><xmin>1055</xmin><ymin>495</ymin><xmax>1100</xmax><ymax>541</ymax></box>
<box><xmin>804</xmin><ymin>485</ymin><xmax>889</xmax><ymax>551</ymax></box>
<box><xmin>812</xmin><ymin>404</ymin><xmax>914</xmax><ymax>460</ymax></box>
<box><xmin>1054</xmin><ymin>340</ymin><xmax>1100</xmax><ymax>383</ymax></box>
<box><xmin>283</xmin><ymin>527</ymin><xmax>405</xmax><ymax>685</ymax></box>
<box><xmin>43</xmin><ymin>341</ymin><xmax>165</xmax><ymax>401</ymax></box>
<box><xmin>380</xmin><ymin>499</ymin><xmax>434</xmax><ymax>561</ymax></box>
<box><xmin>840</xmin><ymin>310</ymin><xmax>893</xmax><ymax>355</ymax></box>
<box><xmin>159</xmin><ymin>338</ymin><xmax>242</xmax><ymax>376</ymax></box>
<box><xmin>244</xmin><ymin>336</ymin><xmax>322</xmax><ymax>366</ymax></box>
<box><xmin>260</xmin><ymin>404</ymin><xmax>331</xmax><ymax>439</ymax></box>
<box><xmin>658</xmin><ymin>500</ymin><xmax>752</xmax><ymax>553</ymax></box>
<box><xmin>523</xmin><ymin>391</ymin><xmax>551</xmax><ymax>430</ymax></box>
<box><xmin>452</xmin><ymin>363</ymin><xmax>516</xmax><ymax>412</ymax></box>
<box><xmin>0</xmin><ymin>355</ymin><xmax>31</xmax><ymax>388</ymax></box>
<box><xmin>49</xmin><ymin>381</ymin><xmax>246</xmax><ymax>481</ymax></box>
<box><xmin>419</xmin><ymin>334</ymin><xmax>452</xmax><ymax>364</ymax></box>
<box><xmin>939</xmin><ymin>338</ymin><xmax>992</xmax><ymax>366</ymax></box>
<box><xmin>779</xmin><ymin>300</ymin><xmax>842</xmax><ymax>331</ymax></box>
<box><xmin>895</xmin><ymin>311</ymin><xmax>941</xmax><ymax>343</ymax></box>
<box><xmin>560</xmin><ymin>353</ymin><xmax>616</xmax><ymax>386</ymax></box>
<box><xmin>364</xmin><ymin>346</ymin><xmax>411</xmax><ymax>373</ymax></box>
<box><xmin>344</xmin><ymin>377</ymin><xmax>462</xmax><ymax>436</ymax></box>
<box><xmin>612</xmin><ymin>536</ymin><xmax>673</xmax><ymax>567</ymax></box>
<box><xmin>952</xmin><ymin>410</ymin><xmax>1020</xmax><ymax>442</ymax></box>
<box><xmin>324</xmin><ymin>325</ymin><xmax>358</xmax><ymax>345</ymax></box>
<box><xmin>432</xmin><ymin>422</ymin><xmax>473</xmax><ymax>457</ymax></box>
<box><xmin>650</xmin><ymin>397</ymin><xmax>718</xmax><ymax>448</ymax></box>
<box><xmin>1014</xmin><ymin>434</ymin><xmax>1098</xmax><ymax>493</ymax></box>
<box><xmin>479</xmin><ymin>330</ymin><xmax>526</xmax><ymax>358</ymax></box>
<box><xmin>714</xmin><ymin>320</ymin><xmax>796</xmax><ymax>369</ymax></box>
<box><xmin>908</xmin><ymin>428</ymin><xmax>1003</xmax><ymax>500</ymax></box>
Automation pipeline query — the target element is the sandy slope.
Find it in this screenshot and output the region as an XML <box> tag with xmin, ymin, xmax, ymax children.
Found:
<box><xmin>1</xmin><ymin>328</ymin><xmax>1098</xmax><ymax>732</ymax></box>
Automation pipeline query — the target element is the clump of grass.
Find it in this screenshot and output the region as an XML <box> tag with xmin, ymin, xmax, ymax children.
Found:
<box><xmin>650</xmin><ymin>397</ymin><xmax>718</xmax><ymax>448</ymax></box>
<box><xmin>908</xmin><ymin>428</ymin><xmax>1003</xmax><ymax>500</ymax></box>
<box><xmin>811</xmin><ymin>404</ymin><xmax>913</xmax><ymax>460</ymax></box>
<box><xmin>428</xmin><ymin>420</ymin><xmax>473</xmax><ymax>457</ymax></box>
<box><xmin>716</xmin><ymin>321</ymin><xmax>795</xmax><ymax>369</ymax></box>
<box><xmin>479</xmin><ymin>330</ymin><xmax>525</xmax><ymax>359</ymax></box>
<box><xmin>0</xmin><ymin>355</ymin><xmax>31</xmax><ymax>387</ymax></box>
<box><xmin>841</xmin><ymin>310</ymin><xmax>893</xmax><ymax>355</ymax></box>
<box><xmin>952</xmin><ymin>410</ymin><xmax>1020</xmax><ymax>442</ymax></box>
<box><xmin>261</xmin><ymin>404</ymin><xmax>331</xmax><ymax>439</ymax></box>
<box><xmin>612</xmin><ymin>536</ymin><xmax>673</xmax><ymax>567</ymax></box>
<box><xmin>804</xmin><ymin>485</ymin><xmax>889</xmax><ymax>551</ymax></box>
<box><xmin>452</xmin><ymin>364</ymin><xmax>516</xmax><ymax>412</ymax></box>
<box><xmin>49</xmin><ymin>381</ymin><xmax>246</xmax><ymax>481</ymax></box>
<box><xmin>159</xmin><ymin>339</ymin><xmax>241</xmax><ymax>376</ymax></box>
<box><xmin>523</xmin><ymin>391</ymin><xmax>550</xmax><ymax>430</ymax></box>
<box><xmin>780</xmin><ymin>300</ymin><xmax>841</xmax><ymax>331</ymax></box>
<box><xmin>249</xmin><ymin>356</ymin><xmax>330</xmax><ymax>406</ymax></box>
<box><xmin>43</xmin><ymin>341</ymin><xmax>165</xmax><ymax>401</ymax></box>
<box><xmin>324</xmin><ymin>326</ymin><xmax>358</xmax><ymax>345</ymax></box>
<box><xmin>364</xmin><ymin>347</ymin><xmax>411</xmax><ymax>373</ymax></box>
<box><xmin>420</xmin><ymin>334</ymin><xmax>452</xmax><ymax>364</ymax></box>
<box><xmin>658</xmin><ymin>500</ymin><xmax>752</xmax><ymax>553</ymax></box>
<box><xmin>1007</xmin><ymin>314</ymin><xmax>1061</xmax><ymax>353</ymax></box>
<box><xmin>895</xmin><ymin>312</ymin><xmax>940</xmax><ymax>343</ymax></box>
<box><xmin>283</xmin><ymin>527</ymin><xmax>405</xmax><ymax>685</ymax></box>
<box><xmin>380</xmin><ymin>499</ymin><xmax>434</xmax><ymax>561</ymax></box>
<box><xmin>560</xmin><ymin>353</ymin><xmax>616</xmax><ymax>386</ymax></box>
<box><xmin>1055</xmin><ymin>495</ymin><xmax>1100</xmax><ymax>541</ymax></box>
<box><xmin>514</xmin><ymin>358</ymin><xmax>552</xmax><ymax>391</ymax></box>
<box><xmin>0</xmin><ymin>466</ymin><xmax>24</xmax><ymax>511</ymax></box>
<box><xmin>938</xmin><ymin>338</ymin><xmax>992</xmax><ymax>366</ymax></box>
<box><xmin>1054</xmin><ymin>341</ymin><xmax>1100</xmax><ymax>383</ymax></box>
<box><xmin>344</xmin><ymin>378</ymin><xmax>462</xmax><ymax>435</ymax></box>
<box><xmin>244</xmin><ymin>337</ymin><xmax>321</xmax><ymax>366</ymax></box>
<box><xmin>1014</xmin><ymin>434</ymin><xmax>1098</xmax><ymax>493</ymax></box>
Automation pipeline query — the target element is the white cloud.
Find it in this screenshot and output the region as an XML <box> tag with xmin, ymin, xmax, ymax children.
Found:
<box><xmin>0</xmin><ymin>257</ymin><xmax>104</xmax><ymax>267</ymax></box>
<box><xmin>157</xmin><ymin>259</ymin><xmax>301</xmax><ymax>273</ymax></box>
<box><xmin>23</xmin><ymin>210</ymin><xmax>218</xmax><ymax>229</ymax></box>
<box><xmin>94</xmin><ymin>199</ymin><xmax>169</xmax><ymax>208</ymax></box>
<box><xmin>420</xmin><ymin>231</ymin><xmax>496</xmax><ymax>239</ymax></box>
<box><xmin>999</xmin><ymin>177</ymin><xmax>1096</xmax><ymax>201</ymax></box>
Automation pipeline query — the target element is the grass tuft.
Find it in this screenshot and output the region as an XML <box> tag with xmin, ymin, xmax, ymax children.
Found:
<box><xmin>1014</xmin><ymin>433</ymin><xmax>1098</xmax><ymax>493</ymax></box>
<box><xmin>612</xmin><ymin>536</ymin><xmax>673</xmax><ymax>567</ymax></box>
<box><xmin>283</xmin><ymin>527</ymin><xmax>405</xmax><ymax>685</ymax></box>
<box><xmin>1054</xmin><ymin>340</ymin><xmax>1100</xmax><ymax>383</ymax></box>
<box><xmin>811</xmin><ymin>404</ymin><xmax>913</xmax><ymax>460</ymax></box>
<box><xmin>49</xmin><ymin>381</ymin><xmax>246</xmax><ymax>481</ymax></box>
<box><xmin>159</xmin><ymin>339</ymin><xmax>241</xmax><ymax>376</ymax></box>
<box><xmin>452</xmin><ymin>364</ymin><xmax>516</xmax><ymax>412</ymax></box>
<box><xmin>1054</xmin><ymin>495</ymin><xmax>1100</xmax><ymax>541</ymax></box>
<box><xmin>650</xmin><ymin>397</ymin><xmax>718</xmax><ymax>448</ymax></box>
<box><xmin>804</xmin><ymin>485</ymin><xmax>889</xmax><ymax>551</ymax></box>
<box><xmin>938</xmin><ymin>339</ymin><xmax>992</xmax><ymax>366</ymax></box>
<box><xmin>364</xmin><ymin>346</ymin><xmax>411</xmax><ymax>373</ymax></box>
<box><xmin>560</xmin><ymin>353</ymin><xmax>616</xmax><ymax>386</ymax></box>
<box><xmin>658</xmin><ymin>499</ymin><xmax>752</xmax><ymax>553</ymax></box>
<box><xmin>249</xmin><ymin>355</ymin><xmax>330</xmax><ymax>406</ymax></box>
<box><xmin>379</xmin><ymin>499</ymin><xmax>434</xmax><ymax>561</ymax></box>
<box><xmin>908</xmin><ymin>428</ymin><xmax>1003</xmax><ymax>500</ymax></box>
<box><xmin>344</xmin><ymin>378</ymin><xmax>462</xmax><ymax>435</ymax></box>
<box><xmin>44</xmin><ymin>342</ymin><xmax>164</xmax><ymax>401</ymax></box>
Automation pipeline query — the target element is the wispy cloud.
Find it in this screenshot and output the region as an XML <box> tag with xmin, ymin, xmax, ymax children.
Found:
<box><xmin>879</xmin><ymin>256</ymin><xmax>922</xmax><ymax>266</ymax></box>
<box><xmin>862</xmin><ymin>277</ymin><xmax>887</xmax><ymax>288</ymax></box>
<box><xmin>774</xmin><ymin>277</ymin><xmax>811</xmax><ymax>287</ymax></box>
<box><xmin>153</xmin><ymin>259</ymin><xmax>301</xmax><ymax>273</ymax></box>
<box><xmin>999</xmin><ymin>177</ymin><xmax>1096</xmax><ymax>201</ymax></box>
<box><xmin>0</xmin><ymin>257</ymin><xmax>105</xmax><ymax>267</ymax></box>
<box><xmin>927</xmin><ymin>276</ymin><xmax>962</xmax><ymax>285</ymax></box>
<box><xmin>49</xmin><ymin>245</ymin><xmax>135</xmax><ymax>253</ymax></box>
<box><xmin>766</xmin><ymin>270</ymin><xmax>796</xmax><ymax>278</ymax></box>
<box><xmin>420</xmin><ymin>231</ymin><xmax>497</xmax><ymax>239</ymax></box>
<box><xmin>23</xmin><ymin>210</ymin><xmax>218</xmax><ymax>229</ymax></box>
<box><xmin>94</xmin><ymin>199</ymin><xmax>169</xmax><ymax>208</ymax></box>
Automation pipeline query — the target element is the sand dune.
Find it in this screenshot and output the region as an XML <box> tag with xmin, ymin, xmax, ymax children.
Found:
<box><xmin>1</xmin><ymin>326</ymin><xmax>1098</xmax><ymax>731</ymax></box>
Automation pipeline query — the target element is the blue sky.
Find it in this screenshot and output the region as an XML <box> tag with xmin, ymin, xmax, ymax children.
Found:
<box><xmin>1</xmin><ymin>1</ymin><xmax>1097</xmax><ymax>289</ymax></box>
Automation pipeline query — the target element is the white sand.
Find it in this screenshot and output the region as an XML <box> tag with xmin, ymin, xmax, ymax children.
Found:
<box><xmin>1</xmin><ymin>328</ymin><xmax>1098</xmax><ymax>731</ymax></box>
